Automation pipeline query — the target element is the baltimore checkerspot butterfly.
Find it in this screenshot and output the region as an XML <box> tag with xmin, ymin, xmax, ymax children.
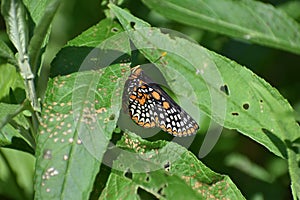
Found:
<box><xmin>123</xmin><ymin>66</ymin><xmax>199</xmax><ymax>137</ymax></box>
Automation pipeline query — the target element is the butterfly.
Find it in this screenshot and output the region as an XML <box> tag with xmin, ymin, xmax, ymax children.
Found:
<box><xmin>123</xmin><ymin>66</ymin><xmax>199</xmax><ymax>137</ymax></box>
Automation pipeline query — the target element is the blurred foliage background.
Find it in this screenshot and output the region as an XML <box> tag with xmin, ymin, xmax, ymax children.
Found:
<box><xmin>0</xmin><ymin>0</ymin><xmax>299</xmax><ymax>199</ymax></box>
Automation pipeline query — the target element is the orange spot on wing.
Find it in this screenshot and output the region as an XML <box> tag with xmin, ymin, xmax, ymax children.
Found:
<box><xmin>160</xmin><ymin>124</ymin><xmax>166</xmax><ymax>131</ymax></box>
<box><xmin>173</xmin><ymin>131</ymin><xmax>179</xmax><ymax>136</ymax></box>
<box><xmin>152</xmin><ymin>91</ymin><xmax>160</xmax><ymax>100</ymax></box>
<box><xmin>151</xmin><ymin>121</ymin><xmax>156</xmax><ymax>127</ymax></box>
<box><xmin>145</xmin><ymin>94</ymin><xmax>151</xmax><ymax>99</ymax></box>
<box><xmin>144</xmin><ymin>123</ymin><xmax>151</xmax><ymax>128</ymax></box>
<box><xmin>190</xmin><ymin>128</ymin><xmax>195</xmax><ymax>133</ymax></box>
<box><xmin>163</xmin><ymin>101</ymin><xmax>170</xmax><ymax>109</ymax></box>
<box><xmin>130</xmin><ymin>95</ymin><xmax>136</xmax><ymax>100</ymax></box>
<box><xmin>138</xmin><ymin>97</ymin><xmax>146</xmax><ymax>105</ymax></box>
<box><xmin>132</xmin><ymin>116</ymin><xmax>138</xmax><ymax>123</ymax></box>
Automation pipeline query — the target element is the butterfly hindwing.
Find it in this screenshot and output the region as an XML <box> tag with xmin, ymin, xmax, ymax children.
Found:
<box><xmin>128</xmin><ymin>84</ymin><xmax>157</xmax><ymax>128</ymax></box>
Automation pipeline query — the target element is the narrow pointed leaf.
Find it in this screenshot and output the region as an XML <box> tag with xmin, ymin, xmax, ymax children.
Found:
<box><xmin>0</xmin><ymin>40</ymin><xmax>18</xmax><ymax>66</ymax></box>
<box><xmin>23</xmin><ymin>0</ymin><xmax>55</xmax><ymax>24</ymax></box>
<box><xmin>28</xmin><ymin>0</ymin><xmax>60</xmax><ymax>74</ymax></box>
<box><xmin>0</xmin><ymin>63</ymin><xmax>25</xmax><ymax>101</ymax></box>
<box><xmin>1</xmin><ymin>0</ymin><xmax>29</xmax><ymax>57</ymax></box>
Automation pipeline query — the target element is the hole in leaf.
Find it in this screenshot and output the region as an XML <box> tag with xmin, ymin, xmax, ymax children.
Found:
<box><xmin>137</xmin><ymin>187</ymin><xmax>158</xmax><ymax>200</ymax></box>
<box><xmin>109</xmin><ymin>114</ymin><xmax>115</xmax><ymax>120</ymax></box>
<box><xmin>242</xmin><ymin>103</ymin><xmax>249</xmax><ymax>110</ymax></box>
<box><xmin>130</xmin><ymin>21</ymin><xmax>136</xmax><ymax>28</ymax></box>
<box><xmin>231</xmin><ymin>112</ymin><xmax>239</xmax><ymax>116</ymax></box>
<box><xmin>157</xmin><ymin>184</ymin><xmax>167</xmax><ymax>197</ymax></box>
<box><xmin>124</xmin><ymin>168</ymin><xmax>132</xmax><ymax>179</ymax></box>
<box><xmin>260</xmin><ymin>99</ymin><xmax>263</xmax><ymax>103</ymax></box>
<box><xmin>111</xmin><ymin>27</ymin><xmax>119</xmax><ymax>33</ymax></box>
<box><xmin>145</xmin><ymin>175</ymin><xmax>150</xmax><ymax>182</ymax></box>
<box><xmin>164</xmin><ymin>161</ymin><xmax>171</xmax><ymax>172</ymax></box>
<box><xmin>220</xmin><ymin>84</ymin><xmax>229</xmax><ymax>95</ymax></box>
<box><xmin>114</xmin><ymin>127</ymin><xmax>121</xmax><ymax>134</ymax></box>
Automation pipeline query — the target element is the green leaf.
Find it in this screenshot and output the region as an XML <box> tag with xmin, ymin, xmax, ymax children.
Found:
<box><xmin>0</xmin><ymin>102</ymin><xmax>34</xmax><ymax>154</ymax></box>
<box><xmin>27</xmin><ymin>0</ymin><xmax>60</xmax><ymax>74</ymax></box>
<box><xmin>0</xmin><ymin>40</ymin><xmax>18</xmax><ymax>66</ymax></box>
<box><xmin>225</xmin><ymin>153</ymin><xmax>274</xmax><ymax>183</ymax></box>
<box><xmin>278</xmin><ymin>1</ymin><xmax>300</xmax><ymax>21</ymax></box>
<box><xmin>23</xmin><ymin>0</ymin><xmax>55</xmax><ymax>24</ymax></box>
<box><xmin>100</xmin><ymin>132</ymin><xmax>245</xmax><ymax>199</ymax></box>
<box><xmin>34</xmin><ymin>63</ymin><xmax>130</xmax><ymax>199</ymax></box>
<box><xmin>0</xmin><ymin>103</ymin><xmax>29</xmax><ymax>130</ymax></box>
<box><xmin>141</xmin><ymin>0</ymin><xmax>300</xmax><ymax>55</ymax></box>
<box><xmin>1</xmin><ymin>0</ymin><xmax>40</xmax><ymax>112</ymax></box>
<box><xmin>288</xmin><ymin>147</ymin><xmax>300</xmax><ymax>200</ymax></box>
<box><xmin>0</xmin><ymin>148</ymin><xmax>34</xmax><ymax>200</ymax></box>
<box><xmin>0</xmin><ymin>63</ymin><xmax>25</xmax><ymax>102</ymax></box>
<box><xmin>110</xmin><ymin>2</ymin><xmax>299</xmax><ymax>158</ymax></box>
<box><xmin>50</xmin><ymin>18</ymin><xmax>129</xmax><ymax>77</ymax></box>
<box><xmin>1</xmin><ymin>0</ymin><xmax>29</xmax><ymax>57</ymax></box>
<box><xmin>110</xmin><ymin>5</ymin><xmax>300</xmax><ymax>198</ymax></box>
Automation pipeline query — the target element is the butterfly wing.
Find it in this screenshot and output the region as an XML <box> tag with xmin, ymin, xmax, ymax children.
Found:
<box><xmin>129</xmin><ymin>83</ymin><xmax>199</xmax><ymax>136</ymax></box>
<box><xmin>128</xmin><ymin>84</ymin><xmax>157</xmax><ymax>128</ymax></box>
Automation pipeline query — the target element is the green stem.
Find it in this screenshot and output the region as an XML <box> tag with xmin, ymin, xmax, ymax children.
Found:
<box><xmin>0</xmin><ymin>101</ymin><xmax>28</xmax><ymax>130</ymax></box>
<box><xmin>19</xmin><ymin>55</ymin><xmax>40</xmax><ymax>113</ymax></box>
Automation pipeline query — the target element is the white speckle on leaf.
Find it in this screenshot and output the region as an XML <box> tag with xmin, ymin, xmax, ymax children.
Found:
<box><xmin>77</xmin><ymin>139</ymin><xmax>82</xmax><ymax>145</ymax></box>
<box><xmin>69</xmin><ymin>138</ymin><xmax>74</xmax><ymax>143</ymax></box>
<box><xmin>43</xmin><ymin>149</ymin><xmax>52</xmax><ymax>159</ymax></box>
<box><xmin>63</xmin><ymin>155</ymin><xmax>69</xmax><ymax>160</ymax></box>
<box><xmin>243</xmin><ymin>34</ymin><xmax>252</xmax><ymax>40</ymax></box>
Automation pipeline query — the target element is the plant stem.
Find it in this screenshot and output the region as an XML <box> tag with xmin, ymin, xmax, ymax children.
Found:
<box><xmin>0</xmin><ymin>101</ymin><xmax>28</xmax><ymax>130</ymax></box>
<box><xmin>19</xmin><ymin>55</ymin><xmax>40</xmax><ymax>113</ymax></box>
